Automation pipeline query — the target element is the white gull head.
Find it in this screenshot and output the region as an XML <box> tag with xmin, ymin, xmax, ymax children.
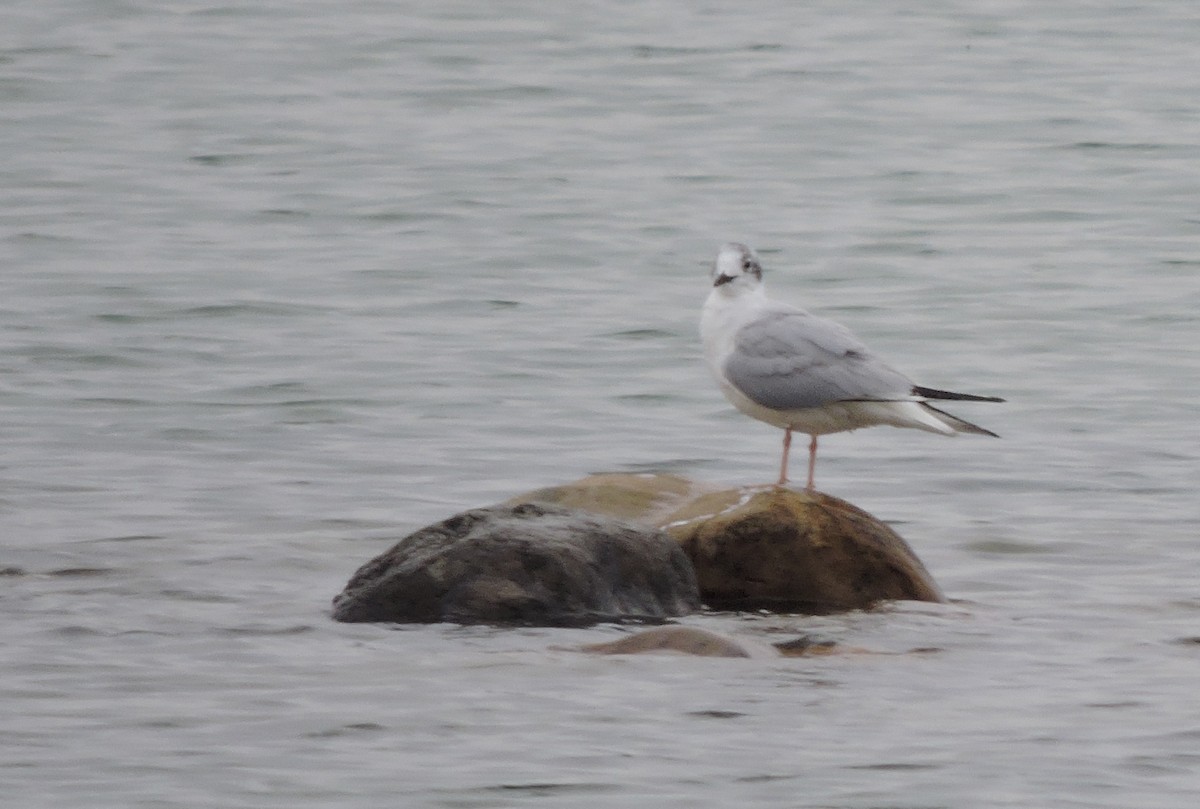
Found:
<box><xmin>711</xmin><ymin>242</ymin><xmax>764</xmax><ymax>295</ymax></box>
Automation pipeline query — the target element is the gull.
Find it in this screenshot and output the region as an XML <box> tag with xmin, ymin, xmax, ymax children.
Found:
<box><xmin>700</xmin><ymin>242</ymin><xmax>1003</xmax><ymax>490</ymax></box>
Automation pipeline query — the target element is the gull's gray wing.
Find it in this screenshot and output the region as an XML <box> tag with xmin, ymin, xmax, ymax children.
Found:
<box><xmin>723</xmin><ymin>308</ymin><xmax>914</xmax><ymax>410</ymax></box>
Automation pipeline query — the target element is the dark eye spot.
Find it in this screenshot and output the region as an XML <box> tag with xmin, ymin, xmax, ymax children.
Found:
<box><xmin>741</xmin><ymin>259</ymin><xmax>752</xmax><ymax>270</ymax></box>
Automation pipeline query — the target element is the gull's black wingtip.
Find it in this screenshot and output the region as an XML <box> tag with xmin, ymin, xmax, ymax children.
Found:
<box><xmin>912</xmin><ymin>385</ymin><xmax>1005</xmax><ymax>403</ymax></box>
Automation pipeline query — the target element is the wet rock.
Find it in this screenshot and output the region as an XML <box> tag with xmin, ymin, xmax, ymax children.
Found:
<box><xmin>666</xmin><ymin>487</ymin><xmax>943</xmax><ymax>612</ymax></box>
<box><xmin>512</xmin><ymin>474</ymin><xmax>943</xmax><ymax>614</ymax></box>
<box><xmin>332</xmin><ymin>502</ymin><xmax>700</xmax><ymax>626</ymax></box>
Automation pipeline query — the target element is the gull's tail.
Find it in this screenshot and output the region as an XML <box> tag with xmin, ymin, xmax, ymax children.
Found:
<box><xmin>912</xmin><ymin>385</ymin><xmax>1005</xmax><ymax>403</ymax></box>
<box><xmin>919</xmin><ymin>403</ymin><xmax>999</xmax><ymax>437</ymax></box>
<box><xmin>908</xmin><ymin>385</ymin><xmax>1003</xmax><ymax>437</ymax></box>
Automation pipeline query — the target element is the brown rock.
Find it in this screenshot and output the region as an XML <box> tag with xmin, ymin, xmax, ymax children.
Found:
<box><xmin>509</xmin><ymin>473</ymin><xmax>719</xmax><ymax>525</ymax></box>
<box><xmin>664</xmin><ymin>487</ymin><xmax>943</xmax><ymax>612</ymax></box>
<box><xmin>512</xmin><ymin>475</ymin><xmax>943</xmax><ymax>614</ymax></box>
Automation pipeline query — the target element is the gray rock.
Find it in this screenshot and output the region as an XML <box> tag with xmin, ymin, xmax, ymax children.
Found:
<box><xmin>332</xmin><ymin>502</ymin><xmax>700</xmax><ymax>626</ymax></box>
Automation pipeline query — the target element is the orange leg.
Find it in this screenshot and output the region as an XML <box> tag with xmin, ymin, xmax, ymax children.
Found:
<box><xmin>778</xmin><ymin>427</ymin><xmax>792</xmax><ymax>485</ymax></box>
<box><xmin>806</xmin><ymin>435</ymin><xmax>818</xmax><ymax>491</ymax></box>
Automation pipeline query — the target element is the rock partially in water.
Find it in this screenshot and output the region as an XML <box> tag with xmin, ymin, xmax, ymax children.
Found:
<box><xmin>666</xmin><ymin>487</ymin><xmax>943</xmax><ymax>612</ymax></box>
<box><xmin>512</xmin><ymin>474</ymin><xmax>943</xmax><ymax>614</ymax></box>
<box><xmin>331</xmin><ymin>502</ymin><xmax>700</xmax><ymax>626</ymax></box>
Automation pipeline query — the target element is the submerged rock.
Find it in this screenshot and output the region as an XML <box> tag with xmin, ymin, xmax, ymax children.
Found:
<box><xmin>576</xmin><ymin>625</ymin><xmax>874</xmax><ymax>659</ymax></box>
<box><xmin>578</xmin><ymin>625</ymin><xmax>779</xmax><ymax>658</ymax></box>
<box><xmin>512</xmin><ymin>474</ymin><xmax>943</xmax><ymax>613</ymax></box>
<box><xmin>332</xmin><ymin>502</ymin><xmax>700</xmax><ymax>626</ymax></box>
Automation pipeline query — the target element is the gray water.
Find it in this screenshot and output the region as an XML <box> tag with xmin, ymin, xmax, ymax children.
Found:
<box><xmin>4</xmin><ymin>1</ymin><xmax>1200</xmax><ymax>806</ymax></box>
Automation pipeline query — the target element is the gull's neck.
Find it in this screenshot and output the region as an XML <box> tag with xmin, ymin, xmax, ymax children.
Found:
<box><xmin>702</xmin><ymin>281</ymin><xmax>770</xmax><ymax>353</ymax></box>
<box><xmin>709</xmin><ymin>280</ymin><xmax>768</xmax><ymax>311</ymax></box>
